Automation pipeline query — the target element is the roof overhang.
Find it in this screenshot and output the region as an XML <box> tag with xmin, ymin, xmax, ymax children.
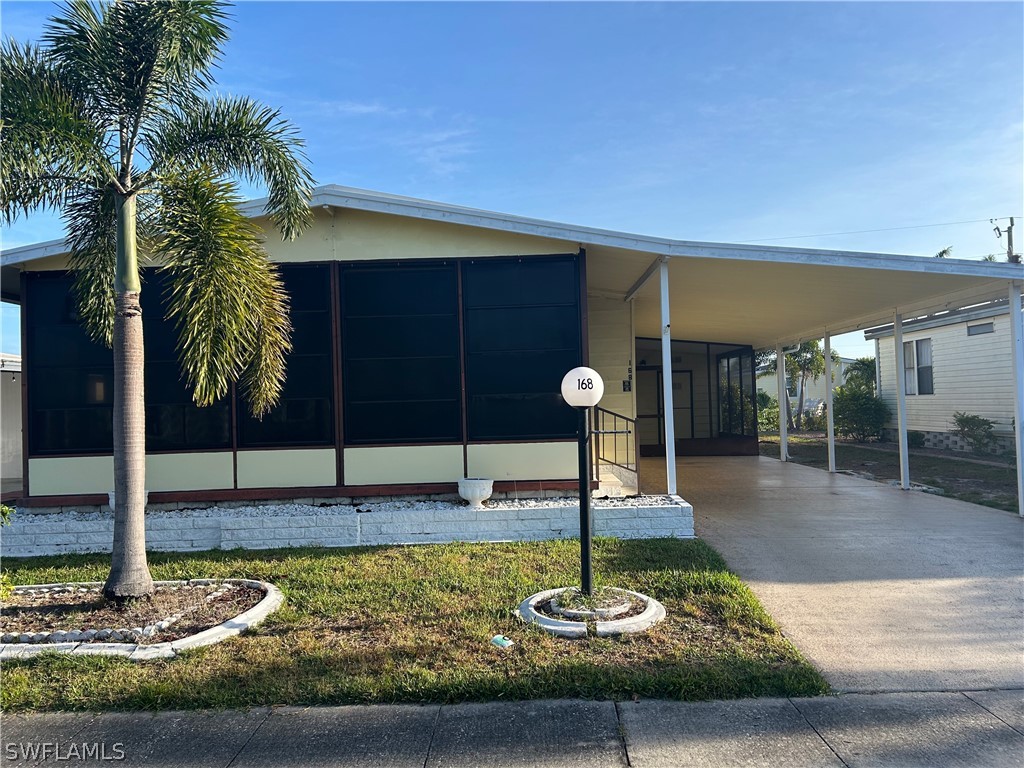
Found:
<box><xmin>2</xmin><ymin>185</ymin><xmax>1021</xmax><ymax>349</ymax></box>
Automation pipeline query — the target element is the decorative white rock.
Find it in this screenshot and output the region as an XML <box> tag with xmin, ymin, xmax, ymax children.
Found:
<box><xmin>457</xmin><ymin>478</ymin><xmax>493</xmax><ymax>510</ymax></box>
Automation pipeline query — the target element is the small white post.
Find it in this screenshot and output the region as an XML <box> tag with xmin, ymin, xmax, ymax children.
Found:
<box><xmin>824</xmin><ymin>331</ymin><xmax>836</xmax><ymax>473</ymax></box>
<box><xmin>1009</xmin><ymin>281</ymin><xmax>1024</xmax><ymax>517</ymax></box>
<box><xmin>776</xmin><ymin>343</ymin><xmax>789</xmax><ymax>461</ymax></box>
<box><xmin>893</xmin><ymin>312</ymin><xmax>911</xmax><ymax>490</ymax></box>
<box><xmin>660</xmin><ymin>258</ymin><xmax>677</xmax><ymax>496</ymax></box>
<box><xmin>874</xmin><ymin>338</ymin><xmax>882</xmax><ymax>395</ymax></box>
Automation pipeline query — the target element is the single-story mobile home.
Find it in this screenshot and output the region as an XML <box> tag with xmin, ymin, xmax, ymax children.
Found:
<box><xmin>2</xmin><ymin>186</ymin><xmax>1022</xmax><ymax>519</ymax></box>
<box><xmin>865</xmin><ymin>300</ymin><xmax>1018</xmax><ymax>452</ymax></box>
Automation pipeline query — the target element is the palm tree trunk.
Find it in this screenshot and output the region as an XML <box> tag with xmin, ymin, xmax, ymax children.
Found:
<box><xmin>103</xmin><ymin>194</ymin><xmax>154</xmax><ymax>601</ymax></box>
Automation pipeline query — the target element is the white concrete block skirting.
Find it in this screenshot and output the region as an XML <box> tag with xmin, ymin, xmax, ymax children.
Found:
<box><xmin>0</xmin><ymin>579</ymin><xmax>284</xmax><ymax>661</ymax></box>
<box><xmin>0</xmin><ymin>496</ymin><xmax>695</xmax><ymax>558</ymax></box>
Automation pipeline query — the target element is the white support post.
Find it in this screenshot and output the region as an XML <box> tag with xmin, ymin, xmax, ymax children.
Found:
<box><xmin>1009</xmin><ymin>281</ymin><xmax>1024</xmax><ymax>517</ymax></box>
<box><xmin>824</xmin><ymin>332</ymin><xmax>836</xmax><ymax>473</ymax></box>
<box><xmin>775</xmin><ymin>343</ymin><xmax>789</xmax><ymax>462</ymax></box>
<box><xmin>874</xmin><ymin>338</ymin><xmax>882</xmax><ymax>395</ymax></box>
<box><xmin>660</xmin><ymin>258</ymin><xmax>677</xmax><ymax>496</ymax></box>
<box><xmin>893</xmin><ymin>312</ymin><xmax>911</xmax><ymax>490</ymax></box>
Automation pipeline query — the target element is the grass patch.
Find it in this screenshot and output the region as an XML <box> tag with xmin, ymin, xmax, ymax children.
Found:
<box><xmin>0</xmin><ymin>538</ymin><xmax>827</xmax><ymax>711</ymax></box>
<box><xmin>760</xmin><ymin>436</ymin><xmax>1018</xmax><ymax>513</ymax></box>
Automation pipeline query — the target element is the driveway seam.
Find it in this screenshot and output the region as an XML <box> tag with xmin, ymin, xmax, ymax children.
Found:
<box><xmin>421</xmin><ymin>704</ymin><xmax>443</xmax><ymax>768</ymax></box>
<box><xmin>787</xmin><ymin>698</ymin><xmax>850</xmax><ymax>768</ymax></box>
<box><xmin>960</xmin><ymin>691</ymin><xmax>1024</xmax><ymax>738</ymax></box>
<box><xmin>223</xmin><ymin>707</ymin><xmax>272</xmax><ymax>768</ymax></box>
<box><xmin>613</xmin><ymin>701</ymin><xmax>632</xmax><ymax>767</ymax></box>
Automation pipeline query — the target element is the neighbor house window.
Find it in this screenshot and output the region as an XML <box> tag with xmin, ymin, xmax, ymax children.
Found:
<box><xmin>967</xmin><ymin>323</ymin><xmax>994</xmax><ymax>336</ymax></box>
<box><xmin>903</xmin><ymin>338</ymin><xmax>933</xmax><ymax>396</ymax></box>
<box><xmin>462</xmin><ymin>256</ymin><xmax>581</xmax><ymax>441</ymax></box>
<box><xmin>340</xmin><ymin>262</ymin><xmax>462</xmax><ymax>444</ymax></box>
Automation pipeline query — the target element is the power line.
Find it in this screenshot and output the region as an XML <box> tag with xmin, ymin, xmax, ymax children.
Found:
<box><xmin>737</xmin><ymin>216</ymin><xmax>1024</xmax><ymax>244</ymax></box>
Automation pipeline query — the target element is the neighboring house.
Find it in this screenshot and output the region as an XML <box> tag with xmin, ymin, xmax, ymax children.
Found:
<box><xmin>756</xmin><ymin>356</ymin><xmax>856</xmax><ymax>414</ymax></box>
<box><xmin>864</xmin><ymin>300</ymin><xmax>1018</xmax><ymax>453</ymax></box>
<box><xmin>1</xmin><ymin>353</ymin><xmax>21</xmax><ymax>495</ymax></box>
<box><xmin>0</xmin><ymin>185</ymin><xmax>1019</xmax><ymax>531</ymax></box>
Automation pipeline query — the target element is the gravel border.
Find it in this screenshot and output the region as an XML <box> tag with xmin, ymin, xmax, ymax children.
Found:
<box><xmin>0</xmin><ymin>579</ymin><xmax>283</xmax><ymax>661</ymax></box>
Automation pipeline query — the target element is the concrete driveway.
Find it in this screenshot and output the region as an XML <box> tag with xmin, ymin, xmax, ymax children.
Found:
<box><xmin>643</xmin><ymin>455</ymin><xmax>1024</xmax><ymax>693</ymax></box>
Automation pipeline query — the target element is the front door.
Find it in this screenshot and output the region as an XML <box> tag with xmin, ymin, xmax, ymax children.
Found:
<box><xmin>637</xmin><ymin>367</ymin><xmax>694</xmax><ymax>452</ymax></box>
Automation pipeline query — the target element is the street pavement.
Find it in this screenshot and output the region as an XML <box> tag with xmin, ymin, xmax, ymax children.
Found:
<box><xmin>2</xmin><ymin>691</ymin><xmax>1022</xmax><ymax>767</ymax></box>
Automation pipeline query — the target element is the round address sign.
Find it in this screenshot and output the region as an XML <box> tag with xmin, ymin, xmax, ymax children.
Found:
<box><xmin>561</xmin><ymin>367</ymin><xmax>605</xmax><ymax>408</ymax></box>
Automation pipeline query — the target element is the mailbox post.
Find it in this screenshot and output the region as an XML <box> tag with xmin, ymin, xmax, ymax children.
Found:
<box><xmin>561</xmin><ymin>367</ymin><xmax>605</xmax><ymax>596</ymax></box>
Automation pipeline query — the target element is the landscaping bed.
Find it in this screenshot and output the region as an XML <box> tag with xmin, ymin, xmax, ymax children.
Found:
<box><xmin>1</xmin><ymin>582</ymin><xmax>262</xmax><ymax>644</ymax></box>
<box><xmin>0</xmin><ymin>538</ymin><xmax>828</xmax><ymax>711</ymax></box>
<box><xmin>759</xmin><ymin>435</ymin><xmax>1018</xmax><ymax>513</ymax></box>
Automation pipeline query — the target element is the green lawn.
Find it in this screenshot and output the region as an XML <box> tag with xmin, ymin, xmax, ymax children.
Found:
<box><xmin>0</xmin><ymin>538</ymin><xmax>828</xmax><ymax>711</ymax></box>
<box><xmin>760</xmin><ymin>435</ymin><xmax>1018</xmax><ymax>513</ymax></box>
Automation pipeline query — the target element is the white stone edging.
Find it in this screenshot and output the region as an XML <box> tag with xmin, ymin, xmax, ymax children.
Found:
<box><xmin>518</xmin><ymin>586</ymin><xmax>667</xmax><ymax>638</ymax></box>
<box><xmin>0</xmin><ymin>579</ymin><xmax>283</xmax><ymax>661</ymax></box>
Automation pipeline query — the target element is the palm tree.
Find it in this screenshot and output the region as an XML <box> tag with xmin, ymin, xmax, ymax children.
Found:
<box><xmin>1</xmin><ymin>0</ymin><xmax>314</xmax><ymax>601</ymax></box>
<box><xmin>844</xmin><ymin>357</ymin><xmax>878</xmax><ymax>393</ymax></box>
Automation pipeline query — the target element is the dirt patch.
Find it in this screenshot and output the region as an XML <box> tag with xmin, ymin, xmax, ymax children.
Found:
<box><xmin>1</xmin><ymin>583</ymin><xmax>263</xmax><ymax>644</ymax></box>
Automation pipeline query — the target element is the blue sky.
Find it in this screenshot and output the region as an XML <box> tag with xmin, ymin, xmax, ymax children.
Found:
<box><xmin>2</xmin><ymin>1</ymin><xmax>1022</xmax><ymax>357</ymax></box>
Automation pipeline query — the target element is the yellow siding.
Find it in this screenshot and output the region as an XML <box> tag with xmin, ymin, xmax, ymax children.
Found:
<box><xmin>29</xmin><ymin>456</ymin><xmax>113</xmax><ymax>496</ymax></box>
<box><xmin>467</xmin><ymin>442</ymin><xmax>577</xmax><ymax>481</ymax></box>
<box><xmin>28</xmin><ymin>452</ymin><xmax>233</xmax><ymax>496</ymax></box>
<box><xmin>146</xmin><ymin>452</ymin><xmax>233</xmax><ymax>491</ymax></box>
<box><xmin>236</xmin><ymin>449</ymin><xmax>337</xmax><ymax>488</ymax></box>
<box><xmin>258</xmin><ymin>208</ymin><xmax>574</xmax><ymax>264</ymax></box>
<box><xmin>878</xmin><ymin>315</ymin><xmax>1015</xmax><ymax>434</ymax></box>
<box><xmin>343</xmin><ymin>445</ymin><xmax>464</xmax><ymax>485</ymax></box>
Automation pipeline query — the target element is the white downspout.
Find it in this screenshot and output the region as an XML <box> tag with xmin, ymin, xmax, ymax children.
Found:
<box><xmin>893</xmin><ymin>311</ymin><xmax>911</xmax><ymax>490</ymax></box>
<box><xmin>824</xmin><ymin>332</ymin><xmax>836</xmax><ymax>473</ymax></box>
<box><xmin>660</xmin><ymin>258</ymin><xmax>677</xmax><ymax>496</ymax></box>
<box><xmin>776</xmin><ymin>343</ymin><xmax>789</xmax><ymax>462</ymax></box>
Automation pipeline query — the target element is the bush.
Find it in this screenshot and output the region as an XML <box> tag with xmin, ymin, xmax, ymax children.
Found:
<box><xmin>951</xmin><ymin>412</ymin><xmax>996</xmax><ymax>452</ymax></box>
<box><xmin>908</xmin><ymin>431</ymin><xmax>926</xmax><ymax>449</ymax></box>
<box><xmin>833</xmin><ymin>386</ymin><xmax>889</xmax><ymax>442</ymax></box>
<box><xmin>757</xmin><ymin>395</ymin><xmax>780</xmax><ymax>433</ymax></box>
<box><xmin>801</xmin><ymin>409</ymin><xmax>827</xmax><ymax>432</ymax></box>
<box><xmin>0</xmin><ymin>504</ymin><xmax>12</xmax><ymax>601</ymax></box>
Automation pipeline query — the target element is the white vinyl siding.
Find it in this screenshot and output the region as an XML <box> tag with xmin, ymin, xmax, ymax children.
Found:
<box><xmin>877</xmin><ymin>314</ymin><xmax>1014</xmax><ymax>434</ymax></box>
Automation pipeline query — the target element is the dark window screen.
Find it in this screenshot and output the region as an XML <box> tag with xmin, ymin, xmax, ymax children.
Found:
<box><xmin>340</xmin><ymin>263</ymin><xmax>461</xmax><ymax>444</ymax></box>
<box><xmin>26</xmin><ymin>274</ymin><xmax>115</xmax><ymax>454</ymax></box>
<box><xmin>462</xmin><ymin>257</ymin><xmax>580</xmax><ymax>440</ymax></box>
<box><xmin>142</xmin><ymin>270</ymin><xmax>230</xmax><ymax>451</ymax></box>
<box><xmin>25</xmin><ymin>270</ymin><xmax>231</xmax><ymax>455</ymax></box>
<box><xmin>238</xmin><ymin>264</ymin><xmax>335</xmax><ymax>447</ymax></box>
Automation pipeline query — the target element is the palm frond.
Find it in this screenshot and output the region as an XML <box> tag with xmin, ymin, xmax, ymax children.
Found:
<box><xmin>65</xmin><ymin>186</ymin><xmax>118</xmax><ymax>346</ymax></box>
<box><xmin>156</xmin><ymin>171</ymin><xmax>291</xmax><ymax>416</ymax></box>
<box><xmin>0</xmin><ymin>39</ymin><xmax>113</xmax><ymax>222</ymax></box>
<box><xmin>148</xmin><ymin>96</ymin><xmax>314</xmax><ymax>239</ymax></box>
<box><xmin>45</xmin><ymin>0</ymin><xmax>230</xmax><ymax>182</ymax></box>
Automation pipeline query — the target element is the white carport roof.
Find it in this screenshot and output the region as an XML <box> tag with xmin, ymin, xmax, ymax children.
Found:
<box><xmin>2</xmin><ymin>184</ymin><xmax>1021</xmax><ymax>348</ymax></box>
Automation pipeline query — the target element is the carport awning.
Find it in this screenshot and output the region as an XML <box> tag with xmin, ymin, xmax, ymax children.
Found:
<box><xmin>585</xmin><ymin>243</ymin><xmax>1021</xmax><ymax>349</ymax></box>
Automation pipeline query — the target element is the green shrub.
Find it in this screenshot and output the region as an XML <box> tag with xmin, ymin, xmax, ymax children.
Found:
<box><xmin>951</xmin><ymin>412</ymin><xmax>996</xmax><ymax>452</ymax></box>
<box><xmin>833</xmin><ymin>386</ymin><xmax>889</xmax><ymax>442</ymax></box>
<box><xmin>908</xmin><ymin>431</ymin><xmax>926</xmax><ymax>449</ymax></box>
<box><xmin>0</xmin><ymin>504</ymin><xmax>12</xmax><ymax>601</ymax></box>
<box><xmin>801</xmin><ymin>409</ymin><xmax>827</xmax><ymax>431</ymax></box>
<box><xmin>757</xmin><ymin>395</ymin><xmax>780</xmax><ymax>433</ymax></box>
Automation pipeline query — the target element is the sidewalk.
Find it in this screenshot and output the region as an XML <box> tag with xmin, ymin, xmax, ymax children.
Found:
<box><xmin>2</xmin><ymin>691</ymin><xmax>1022</xmax><ymax>767</ymax></box>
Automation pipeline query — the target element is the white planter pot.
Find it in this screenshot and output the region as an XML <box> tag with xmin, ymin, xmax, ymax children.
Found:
<box><xmin>108</xmin><ymin>491</ymin><xmax>150</xmax><ymax>513</ymax></box>
<box><xmin>458</xmin><ymin>478</ymin><xmax>493</xmax><ymax>509</ymax></box>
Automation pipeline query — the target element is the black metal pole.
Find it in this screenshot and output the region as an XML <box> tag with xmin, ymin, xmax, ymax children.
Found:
<box><xmin>578</xmin><ymin>406</ymin><xmax>593</xmax><ymax>596</ymax></box>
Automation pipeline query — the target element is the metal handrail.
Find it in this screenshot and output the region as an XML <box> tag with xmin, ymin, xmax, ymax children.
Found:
<box><xmin>591</xmin><ymin>405</ymin><xmax>639</xmax><ymax>489</ymax></box>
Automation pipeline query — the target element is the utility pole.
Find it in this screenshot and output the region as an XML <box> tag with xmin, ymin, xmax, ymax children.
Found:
<box><xmin>993</xmin><ymin>217</ymin><xmax>1020</xmax><ymax>263</ymax></box>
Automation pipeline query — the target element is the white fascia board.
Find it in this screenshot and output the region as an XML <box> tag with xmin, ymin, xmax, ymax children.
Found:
<box><xmin>6</xmin><ymin>184</ymin><xmax>1024</xmax><ymax>282</ymax></box>
<box><xmin>1</xmin><ymin>238</ymin><xmax>69</xmax><ymax>267</ymax></box>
